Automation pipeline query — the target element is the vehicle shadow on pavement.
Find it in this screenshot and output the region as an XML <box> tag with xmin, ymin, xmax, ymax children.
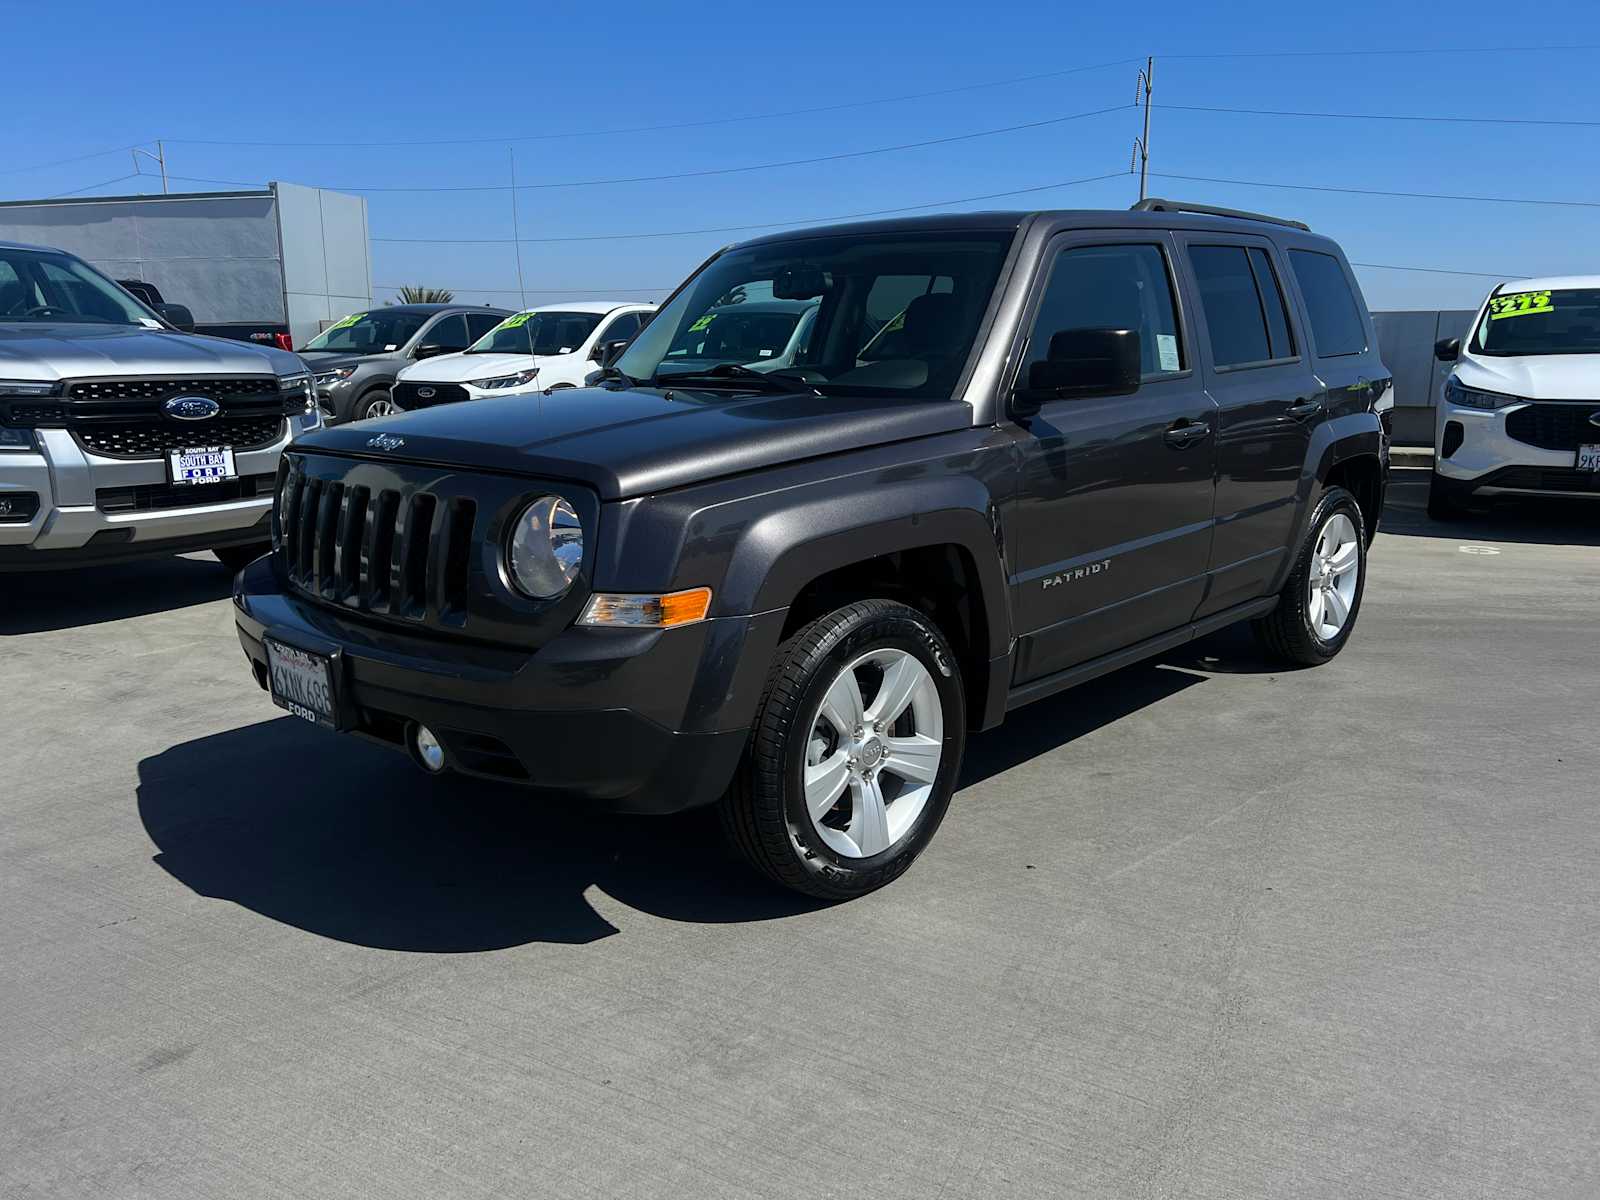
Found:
<box><xmin>1</xmin><ymin>554</ymin><xmax>234</xmax><ymax>635</ymax></box>
<box><xmin>137</xmin><ymin>716</ymin><xmax>825</xmax><ymax>952</ymax></box>
<box><xmin>1382</xmin><ymin>469</ymin><xmax>1600</xmax><ymax>547</ymax></box>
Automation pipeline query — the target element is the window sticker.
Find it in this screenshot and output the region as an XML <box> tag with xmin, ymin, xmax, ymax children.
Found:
<box><xmin>1488</xmin><ymin>290</ymin><xmax>1554</xmax><ymax>320</ymax></box>
<box><xmin>326</xmin><ymin>312</ymin><xmax>365</xmax><ymax>332</ymax></box>
<box><xmin>499</xmin><ymin>312</ymin><xmax>533</xmax><ymax>329</ymax></box>
<box><xmin>1156</xmin><ymin>333</ymin><xmax>1180</xmax><ymax>372</ymax></box>
<box><xmin>687</xmin><ymin>314</ymin><xmax>717</xmax><ymax>333</ymax></box>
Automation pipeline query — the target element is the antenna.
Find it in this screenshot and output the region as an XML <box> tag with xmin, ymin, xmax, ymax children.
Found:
<box><xmin>1131</xmin><ymin>58</ymin><xmax>1154</xmax><ymax>202</ymax></box>
<box><xmin>508</xmin><ymin>148</ymin><xmax>528</xmax><ymax>310</ymax></box>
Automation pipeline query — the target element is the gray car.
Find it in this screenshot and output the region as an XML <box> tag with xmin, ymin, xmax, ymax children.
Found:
<box><xmin>0</xmin><ymin>239</ymin><xmax>319</xmax><ymax>573</ymax></box>
<box><xmin>298</xmin><ymin>304</ymin><xmax>511</xmax><ymax>424</ymax></box>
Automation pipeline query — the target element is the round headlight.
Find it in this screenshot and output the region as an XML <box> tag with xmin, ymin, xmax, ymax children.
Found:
<box><xmin>507</xmin><ymin>494</ymin><xmax>583</xmax><ymax>598</ymax></box>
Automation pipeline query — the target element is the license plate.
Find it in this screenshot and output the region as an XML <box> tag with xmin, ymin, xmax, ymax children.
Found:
<box><xmin>168</xmin><ymin>446</ymin><xmax>237</xmax><ymax>485</ymax></box>
<box><xmin>1578</xmin><ymin>444</ymin><xmax>1600</xmax><ymax>472</ymax></box>
<box><xmin>265</xmin><ymin>638</ymin><xmax>336</xmax><ymax>729</ymax></box>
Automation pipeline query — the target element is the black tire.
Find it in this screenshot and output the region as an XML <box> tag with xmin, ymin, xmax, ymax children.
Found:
<box><xmin>1426</xmin><ymin>469</ymin><xmax>1469</xmax><ymax>520</ymax></box>
<box><xmin>1252</xmin><ymin>486</ymin><xmax>1367</xmax><ymax>667</ymax></box>
<box><xmin>354</xmin><ymin>390</ymin><xmax>395</xmax><ymax>422</ymax></box>
<box><xmin>213</xmin><ymin>542</ymin><xmax>269</xmax><ymax>573</ymax></box>
<box><xmin>720</xmin><ymin>599</ymin><xmax>967</xmax><ymax>900</ymax></box>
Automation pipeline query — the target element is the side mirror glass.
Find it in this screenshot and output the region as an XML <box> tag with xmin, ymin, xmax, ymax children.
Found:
<box><xmin>157</xmin><ymin>303</ymin><xmax>195</xmax><ymax>332</ymax></box>
<box><xmin>413</xmin><ymin>342</ymin><xmax>452</xmax><ymax>360</ymax></box>
<box><xmin>1014</xmin><ymin>328</ymin><xmax>1142</xmax><ymax>416</ymax></box>
<box><xmin>595</xmin><ymin>339</ymin><xmax>630</xmax><ymax>368</ymax></box>
<box><xmin>1434</xmin><ymin>336</ymin><xmax>1461</xmax><ymax>362</ymax></box>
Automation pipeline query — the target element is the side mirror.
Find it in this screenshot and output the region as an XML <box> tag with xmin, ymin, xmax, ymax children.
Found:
<box><xmin>157</xmin><ymin>303</ymin><xmax>195</xmax><ymax>332</ymax></box>
<box><xmin>1013</xmin><ymin>328</ymin><xmax>1141</xmax><ymax>416</ymax></box>
<box><xmin>1434</xmin><ymin>336</ymin><xmax>1461</xmax><ymax>362</ymax></box>
<box><xmin>594</xmin><ymin>339</ymin><xmax>630</xmax><ymax>368</ymax></box>
<box><xmin>413</xmin><ymin>342</ymin><xmax>453</xmax><ymax>360</ymax></box>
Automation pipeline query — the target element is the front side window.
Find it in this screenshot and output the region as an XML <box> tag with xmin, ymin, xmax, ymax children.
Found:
<box><xmin>422</xmin><ymin>313</ymin><xmax>470</xmax><ymax>352</ymax></box>
<box><xmin>0</xmin><ymin>247</ymin><xmax>159</xmax><ymax>326</ymax></box>
<box><xmin>1024</xmin><ymin>243</ymin><xmax>1184</xmax><ymax>383</ymax></box>
<box><xmin>596</xmin><ymin>311</ymin><xmax>643</xmax><ymax>345</ymax></box>
<box><xmin>1288</xmin><ymin>250</ymin><xmax>1367</xmax><ymax>358</ymax></box>
<box><xmin>615</xmin><ymin>230</ymin><xmax>1014</xmax><ymax>398</ymax></box>
<box><xmin>303</xmin><ymin>310</ymin><xmax>427</xmax><ymax>352</ymax></box>
<box><xmin>467</xmin><ymin>311</ymin><xmax>606</xmax><ymax>356</ymax></box>
<box><xmin>465</xmin><ymin>312</ymin><xmax>503</xmax><ymax>341</ymax></box>
<box><xmin>1469</xmin><ymin>287</ymin><xmax>1600</xmax><ymax>357</ymax></box>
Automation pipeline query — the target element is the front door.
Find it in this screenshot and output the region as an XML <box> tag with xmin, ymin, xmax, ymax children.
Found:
<box><xmin>1008</xmin><ymin>234</ymin><xmax>1218</xmax><ymax>684</ymax></box>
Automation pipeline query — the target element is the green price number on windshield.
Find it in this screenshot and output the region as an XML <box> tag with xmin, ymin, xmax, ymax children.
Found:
<box><xmin>497</xmin><ymin>312</ymin><xmax>533</xmax><ymax>329</ymax></box>
<box><xmin>326</xmin><ymin>312</ymin><xmax>367</xmax><ymax>332</ymax></box>
<box><xmin>1489</xmin><ymin>291</ymin><xmax>1554</xmax><ymax>320</ymax></box>
<box><xmin>687</xmin><ymin>314</ymin><xmax>717</xmax><ymax>333</ymax></box>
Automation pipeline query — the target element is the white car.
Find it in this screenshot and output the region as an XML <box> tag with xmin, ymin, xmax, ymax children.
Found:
<box><xmin>1430</xmin><ymin>275</ymin><xmax>1600</xmax><ymax>517</ymax></box>
<box><xmin>391</xmin><ymin>300</ymin><xmax>655</xmax><ymax>410</ymax></box>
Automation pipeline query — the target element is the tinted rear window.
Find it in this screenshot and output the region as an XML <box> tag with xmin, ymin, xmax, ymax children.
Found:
<box><xmin>1289</xmin><ymin>250</ymin><xmax>1367</xmax><ymax>357</ymax></box>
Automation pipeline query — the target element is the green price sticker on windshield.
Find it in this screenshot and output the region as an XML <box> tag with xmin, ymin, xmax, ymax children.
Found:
<box><xmin>327</xmin><ymin>311</ymin><xmax>366</xmax><ymax>332</ymax></box>
<box><xmin>1489</xmin><ymin>290</ymin><xmax>1554</xmax><ymax>320</ymax></box>
<box><xmin>687</xmin><ymin>314</ymin><xmax>717</xmax><ymax>333</ymax></box>
<box><xmin>499</xmin><ymin>312</ymin><xmax>533</xmax><ymax>329</ymax></box>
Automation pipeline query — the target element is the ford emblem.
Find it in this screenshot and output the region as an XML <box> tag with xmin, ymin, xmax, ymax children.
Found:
<box><xmin>367</xmin><ymin>433</ymin><xmax>405</xmax><ymax>451</ymax></box>
<box><xmin>417</xmin><ymin>387</ymin><xmax>435</xmax><ymax>399</ymax></box>
<box><xmin>163</xmin><ymin>395</ymin><xmax>220</xmax><ymax>421</ymax></box>
<box><xmin>1589</xmin><ymin>411</ymin><xmax>1600</xmax><ymax>429</ymax></box>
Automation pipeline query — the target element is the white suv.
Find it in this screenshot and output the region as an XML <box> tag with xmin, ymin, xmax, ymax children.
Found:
<box><xmin>1430</xmin><ymin>276</ymin><xmax>1600</xmax><ymax>517</ymax></box>
<box><xmin>390</xmin><ymin>301</ymin><xmax>655</xmax><ymax>411</ymax></box>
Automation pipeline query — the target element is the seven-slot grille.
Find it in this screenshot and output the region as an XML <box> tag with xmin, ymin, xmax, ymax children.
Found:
<box><xmin>279</xmin><ymin>469</ymin><xmax>477</xmax><ymax>628</ymax></box>
<box><xmin>1505</xmin><ymin>402</ymin><xmax>1600</xmax><ymax>452</ymax></box>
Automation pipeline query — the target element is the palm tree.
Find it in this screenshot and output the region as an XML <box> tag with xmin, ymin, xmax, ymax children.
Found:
<box><xmin>394</xmin><ymin>285</ymin><xmax>454</xmax><ymax>304</ymax></box>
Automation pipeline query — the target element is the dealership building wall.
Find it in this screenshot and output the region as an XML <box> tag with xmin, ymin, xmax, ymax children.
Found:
<box><xmin>0</xmin><ymin>182</ymin><xmax>370</xmax><ymax>348</ymax></box>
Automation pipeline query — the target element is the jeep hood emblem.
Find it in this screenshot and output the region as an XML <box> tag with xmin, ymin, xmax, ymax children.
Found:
<box><xmin>366</xmin><ymin>433</ymin><xmax>405</xmax><ymax>451</ymax></box>
<box><xmin>163</xmin><ymin>395</ymin><xmax>220</xmax><ymax>421</ymax></box>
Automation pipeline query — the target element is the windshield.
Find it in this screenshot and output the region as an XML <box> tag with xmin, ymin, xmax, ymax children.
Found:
<box><xmin>468</xmin><ymin>311</ymin><xmax>604</xmax><ymax>356</ymax></box>
<box><xmin>1471</xmin><ymin>288</ymin><xmax>1600</xmax><ymax>356</ymax></box>
<box><xmin>615</xmin><ymin>230</ymin><xmax>1014</xmax><ymax>397</ymax></box>
<box><xmin>303</xmin><ymin>310</ymin><xmax>427</xmax><ymax>353</ymax></box>
<box><xmin>0</xmin><ymin>246</ymin><xmax>163</xmax><ymax>326</ymax></box>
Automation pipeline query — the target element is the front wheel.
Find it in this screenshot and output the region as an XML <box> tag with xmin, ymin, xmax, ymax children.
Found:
<box><xmin>355</xmin><ymin>391</ymin><xmax>396</xmax><ymax>421</ymax></box>
<box><xmin>1252</xmin><ymin>486</ymin><xmax>1367</xmax><ymax>666</ymax></box>
<box><xmin>720</xmin><ymin>600</ymin><xmax>967</xmax><ymax>900</ymax></box>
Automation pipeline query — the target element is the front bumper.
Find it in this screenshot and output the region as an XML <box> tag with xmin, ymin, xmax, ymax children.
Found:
<box><xmin>232</xmin><ymin>555</ymin><xmax>781</xmax><ymax>813</ymax></box>
<box><xmin>0</xmin><ymin>416</ymin><xmax>317</xmax><ymax>570</ymax></box>
<box><xmin>1434</xmin><ymin>402</ymin><xmax>1600</xmax><ymax>498</ymax></box>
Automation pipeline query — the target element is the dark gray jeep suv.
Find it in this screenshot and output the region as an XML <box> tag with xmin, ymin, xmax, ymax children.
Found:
<box><xmin>234</xmin><ymin>201</ymin><xmax>1390</xmax><ymax>899</ymax></box>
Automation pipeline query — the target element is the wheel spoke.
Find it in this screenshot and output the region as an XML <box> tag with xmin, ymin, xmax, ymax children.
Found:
<box><xmin>1326</xmin><ymin>541</ymin><xmax>1358</xmax><ymax>573</ymax></box>
<box><xmin>882</xmin><ymin>734</ymin><xmax>941</xmax><ymax>784</ymax></box>
<box><xmin>819</xmin><ymin>668</ymin><xmax>865</xmax><ymax>736</ymax></box>
<box><xmin>866</xmin><ymin>654</ymin><xmax>927</xmax><ymax>727</ymax></box>
<box><xmin>804</xmin><ymin>750</ymin><xmax>851</xmax><ymax>819</ymax></box>
<box><xmin>851</xmin><ymin>776</ymin><xmax>891</xmax><ymax>857</ymax></box>
<box><xmin>1308</xmin><ymin>587</ymin><xmax>1325</xmax><ymax>631</ymax></box>
<box><xmin>1324</xmin><ymin>584</ymin><xmax>1350</xmax><ymax>627</ymax></box>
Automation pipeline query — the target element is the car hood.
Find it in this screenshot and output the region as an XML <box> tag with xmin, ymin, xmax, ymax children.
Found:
<box><xmin>1456</xmin><ymin>352</ymin><xmax>1600</xmax><ymax>401</ymax></box>
<box><xmin>399</xmin><ymin>352</ymin><xmax>536</xmax><ymax>384</ymax></box>
<box><xmin>299</xmin><ymin>350</ymin><xmax>394</xmax><ymax>371</ymax></box>
<box><xmin>0</xmin><ymin>322</ymin><xmax>301</xmax><ymax>380</ymax></box>
<box><xmin>295</xmin><ymin>384</ymin><xmax>973</xmax><ymax>499</ymax></box>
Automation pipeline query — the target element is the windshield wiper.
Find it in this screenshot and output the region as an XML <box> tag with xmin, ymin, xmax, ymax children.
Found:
<box><xmin>651</xmin><ymin>363</ymin><xmax>818</xmax><ymax>394</ymax></box>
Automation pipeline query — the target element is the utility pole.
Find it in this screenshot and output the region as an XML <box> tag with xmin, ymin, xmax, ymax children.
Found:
<box><xmin>131</xmin><ymin>140</ymin><xmax>169</xmax><ymax>194</ymax></box>
<box><xmin>508</xmin><ymin>147</ymin><xmax>528</xmax><ymax>310</ymax></box>
<box><xmin>1132</xmin><ymin>57</ymin><xmax>1154</xmax><ymax>202</ymax></box>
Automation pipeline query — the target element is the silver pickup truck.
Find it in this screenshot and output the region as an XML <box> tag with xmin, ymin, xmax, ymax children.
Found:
<box><xmin>0</xmin><ymin>239</ymin><xmax>321</xmax><ymax>573</ymax></box>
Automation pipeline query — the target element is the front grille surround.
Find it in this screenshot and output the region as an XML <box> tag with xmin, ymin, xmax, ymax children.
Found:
<box><xmin>274</xmin><ymin>452</ymin><xmax>598</xmax><ymax>646</ymax></box>
<box><xmin>394</xmin><ymin>381</ymin><xmax>470</xmax><ymax>410</ymax></box>
<box><xmin>76</xmin><ymin>417</ymin><xmax>286</xmax><ymax>458</ymax></box>
<box><xmin>1505</xmin><ymin>402</ymin><xmax>1600</xmax><ymax>452</ymax></box>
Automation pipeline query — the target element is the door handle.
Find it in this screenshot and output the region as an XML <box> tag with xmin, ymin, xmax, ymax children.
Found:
<box><xmin>1285</xmin><ymin>398</ymin><xmax>1323</xmax><ymax>420</ymax></box>
<box><xmin>1164</xmin><ymin>420</ymin><xmax>1211</xmax><ymax>447</ymax></box>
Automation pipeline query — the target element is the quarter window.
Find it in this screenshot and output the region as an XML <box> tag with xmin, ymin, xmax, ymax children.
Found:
<box><xmin>1288</xmin><ymin>250</ymin><xmax>1367</xmax><ymax>358</ymax></box>
<box><xmin>1025</xmin><ymin>243</ymin><xmax>1185</xmax><ymax>383</ymax></box>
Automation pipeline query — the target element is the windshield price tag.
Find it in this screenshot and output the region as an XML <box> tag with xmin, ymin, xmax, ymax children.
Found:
<box><xmin>498</xmin><ymin>312</ymin><xmax>533</xmax><ymax>329</ymax></box>
<box><xmin>325</xmin><ymin>312</ymin><xmax>366</xmax><ymax>333</ymax></box>
<box><xmin>1489</xmin><ymin>290</ymin><xmax>1554</xmax><ymax>320</ymax></box>
<box><xmin>687</xmin><ymin>314</ymin><xmax>717</xmax><ymax>333</ymax></box>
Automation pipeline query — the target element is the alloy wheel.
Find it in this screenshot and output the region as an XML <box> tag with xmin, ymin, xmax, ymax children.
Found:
<box><xmin>1307</xmin><ymin>512</ymin><xmax>1360</xmax><ymax>640</ymax></box>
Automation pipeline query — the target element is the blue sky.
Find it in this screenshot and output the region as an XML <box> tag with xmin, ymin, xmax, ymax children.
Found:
<box><xmin>5</xmin><ymin>0</ymin><xmax>1598</xmax><ymax>312</ymax></box>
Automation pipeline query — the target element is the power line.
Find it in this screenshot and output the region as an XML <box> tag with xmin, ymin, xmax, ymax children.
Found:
<box><xmin>164</xmin><ymin>59</ymin><xmax>1141</xmax><ymax>149</ymax></box>
<box><xmin>372</xmin><ymin>172</ymin><xmax>1129</xmax><ymax>245</ymax></box>
<box><xmin>1166</xmin><ymin>103</ymin><xmax>1600</xmax><ymax>129</ymax></box>
<box><xmin>1350</xmin><ymin>262</ymin><xmax>1518</xmax><ymax>279</ymax></box>
<box><xmin>157</xmin><ymin>105</ymin><xmax>1133</xmax><ymax>195</ymax></box>
<box><xmin>1149</xmin><ymin>171</ymin><xmax>1600</xmax><ymax>209</ymax></box>
<box><xmin>1161</xmin><ymin>43</ymin><xmax>1600</xmax><ymax>59</ymax></box>
<box><xmin>45</xmin><ymin>173</ymin><xmax>146</xmax><ymax>198</ymax></box>
<box><xmin>0</xmin><ymin>142</ymin><xmax>153</xmax><ymax>178</ymax></box>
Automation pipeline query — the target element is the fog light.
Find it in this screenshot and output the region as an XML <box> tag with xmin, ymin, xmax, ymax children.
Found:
<box><xmin>414</xmin><ymin>724</ymin><xmax>446</xmax><ymax>773</ymax></box>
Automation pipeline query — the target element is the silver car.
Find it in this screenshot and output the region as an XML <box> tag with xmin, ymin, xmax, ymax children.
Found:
<box><xmin>0</xmin><ymin>240</ymin><xmax>321</xmax><ymax>573</ymax></box>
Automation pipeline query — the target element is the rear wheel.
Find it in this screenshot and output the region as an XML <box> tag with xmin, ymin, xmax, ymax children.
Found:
<box><xmin>1252</xmin><ymin>486</ymin><xmax>1366</xmax><ymax>666</ymax></box>
<box><xmin>213</xmin><ymin>542</ymin><xmax>269</xmax><ymax>573</ymax></box>
<box><xmin>720</xmin><ymin>600</ymin><xmax>966</xmax><ymax>900</ymax></box>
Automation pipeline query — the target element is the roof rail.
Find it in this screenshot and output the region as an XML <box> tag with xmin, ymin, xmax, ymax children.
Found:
<box><xmin>1131</xmin><ymin>197</ymin><xmax>1311</xmax><ymax>232</ymax></box>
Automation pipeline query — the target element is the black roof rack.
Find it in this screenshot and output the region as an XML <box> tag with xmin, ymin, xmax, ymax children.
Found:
<box><xmin>1131</xmin><ymin>197</ymin><xmax>1311</xmax><ymax>232</ymax></box>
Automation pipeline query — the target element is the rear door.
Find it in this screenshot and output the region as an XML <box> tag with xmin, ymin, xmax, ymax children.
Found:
<box><xmin>1173</xmin><ymin>235</ymin><xmax>1322</xmax><ymax>615</ymax></box>
<box><xmin>1007</xmin><ymin>232</ymin><xmax>1219</xmax><ymax>683</ymax></box>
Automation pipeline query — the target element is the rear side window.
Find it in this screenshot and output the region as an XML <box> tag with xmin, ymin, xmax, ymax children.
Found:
<box><xmin>1248</xmin><ymin>248</ymin><xmax>1296</xmax><ymax>359</ymax></box>
<box><xmin>1026</xmin><ymin>243</ymin><xmax>1184</xmax><ymax>382</ymax></box>
<box><xmin>1289</xmin><ymin>250</ymin><xmax>1367</xmax><ymax>357</ymax></box>
<box><xmin>1187</xmin><ymin>245</ymin><xmax>1282</xmax><ymax>369</ymax></box>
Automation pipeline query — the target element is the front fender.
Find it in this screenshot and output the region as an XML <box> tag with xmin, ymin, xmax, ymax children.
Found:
<box><xmin>1270</xmin><ymin>409</ymin><xmax>1384</xmax><ymax>592</ymax></box>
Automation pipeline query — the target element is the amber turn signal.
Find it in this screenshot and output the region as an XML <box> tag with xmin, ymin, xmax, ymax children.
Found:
<box><xmin>578</xmin><ymin>587</ymin><xmax>712</xmax><ymax>628</ymax></box>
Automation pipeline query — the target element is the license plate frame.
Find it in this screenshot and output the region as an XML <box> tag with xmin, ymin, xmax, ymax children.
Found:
<box><xmin>264</xmin><ymin>635</ymin><xmax>342</xmax><ymax>730</ymax></box>
<box><xmin>1577</xmin><ymin>444</ymin><xmax>1600</xmax><ymax>472</ymax></box>
<box><xmin>167</xmin><ymin>445</ymin><xmax>237</xmax><ymax>486</ymax></box>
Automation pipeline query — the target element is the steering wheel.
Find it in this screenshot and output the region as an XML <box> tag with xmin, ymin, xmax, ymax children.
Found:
<box><xmin>18</xmin><ymin>305</ymin><xmax>72</xmax><ymax>318</ymax></box>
